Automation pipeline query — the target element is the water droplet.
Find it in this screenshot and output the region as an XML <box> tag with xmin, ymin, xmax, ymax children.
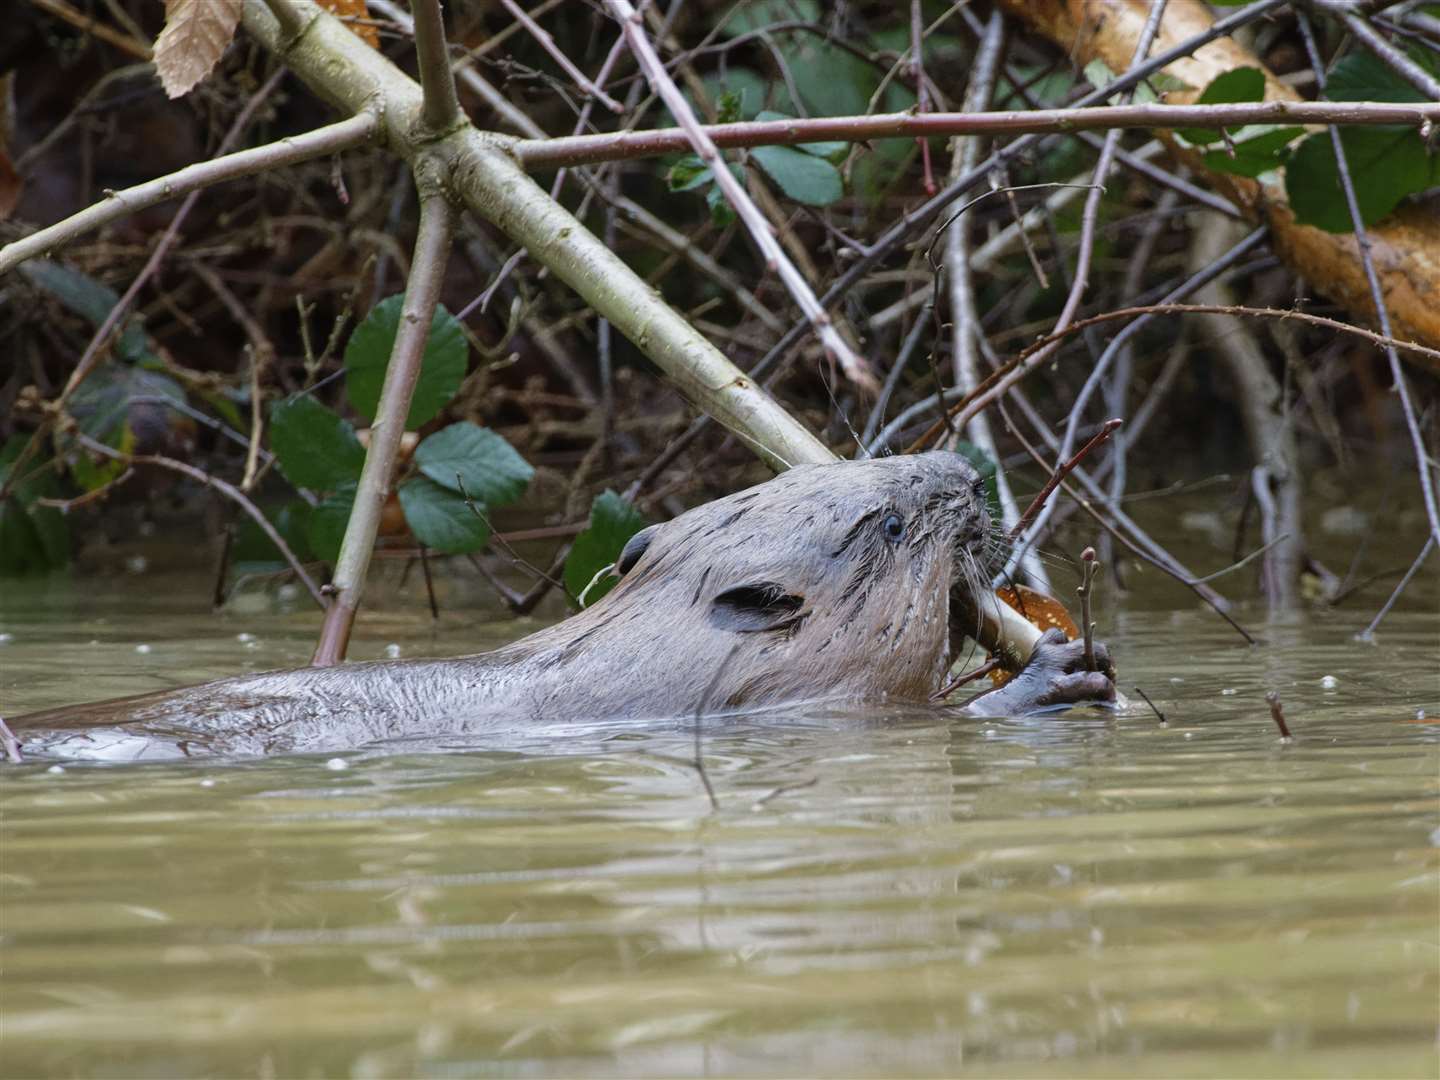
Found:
<box><xmin>236</xmin><ymin>632</ymin><xmax>256</xmax><ymax>643</ymax></box>
<box><xmin>385</xmin><ymin>643</ymin><xmax>402</xmax><ymax>658</ymax></box>
<box><xmin>325</xmin><ymin>757</ymin><xmax>348</xmax><ymax>771</ymax></box>
<box><xmin>135</xmin><ymin>643</ymin><xmax>152</xmax><ymax>654</ymax></box>
<box><xmin>1320</xmin><ymin>675</ymin><xmax>1339</xmax><ymax>689</ymax></box>
<box><xmin>0</xmin><ymin>632</ymin><xmax>12</xmax><ymax>644</ymax></box>
<box><xmin>1221</xmin><ymin>688</ymin><xmax>1236</xmax><ymax>696</ymax></box>
<box><xmin>46</xmin><ymin>764</ymin><xmax>65</xmax><ymax>774</ymax></box>
<box><xmin>200</xmin><ymin>778</ymin><xmax>216</xmax><ymax>788</ymax></box>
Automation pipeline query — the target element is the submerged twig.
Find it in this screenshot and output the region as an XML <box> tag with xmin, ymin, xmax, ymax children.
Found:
<box><xmin>1265</xmin><ymin>691</ymin><xmax>1293</xmax><ymax>741</ymax></box>
<box><xmin>1133</xmin><ymin>686</ymin><xmax>1166</xmax><ymax>725</ymax></box>
<box><xmin>932</xmin><ymin>657</ymin><xmax>1002</xmax><ymax>702</ymax></box>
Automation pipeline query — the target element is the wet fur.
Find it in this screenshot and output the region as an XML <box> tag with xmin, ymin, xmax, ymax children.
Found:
<box><xmin>6</xmin><ymin>453</ymin><xmax>1098</xmax><ymax>761</ymax></box>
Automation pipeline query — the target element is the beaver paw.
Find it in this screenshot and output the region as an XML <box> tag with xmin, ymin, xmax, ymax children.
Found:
<box><xmin>964</xmin><ymin>628</ymin><xmax>1116</xmax><ymax>716</ymax></box>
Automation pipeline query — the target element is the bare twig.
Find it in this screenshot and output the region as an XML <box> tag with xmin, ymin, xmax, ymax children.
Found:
<box><xmin>1133</xmin><ymin>686</ymin><xmax>1166</xmax><ymax>725</ymax></box>
<box><xmin>931</xmin><ymin>657</ymin><xmax>1002</xmax><ymax>702</ymax></box>
<box><xmin>1004</xmin><ymin>419</ymin><xmax>1123</xmax><ymax>539</ymax></box>
<box><xmin>1265</xmin><ymin>691</ymin><xmax>1293</xmax><ymax>741</ymax></box>
<box><xmin>73</xmin><ymin>433</ymin><xmax>326</xmax><ymax>608</ymax></box>
<box><xmin>26</xmin><ymin>0</ymin><xmax>151</xmax><ymax>58</ymax></box>
<box><xmin>500</xmin><ymin>0</ymin><xmax>623</xmax><ymax>113</ymax></box>
<box><xmin>1077</xmin><ymin>547</ymin><xmax>1098</xmax><ymax>672</ymax></box>
<box><xmin>411</xmin><ymin>0</ymin><xmax>463</xmax><ymax>131</ymax></box>
<box><xmin>511</xmin><ymin>99</ymin><xmax>1440</xmax><ymax>167</ymax></box>
<box><xmin>605</xmin><ymin>0</ymin><xmax>877</xmax><ymax>392</ymax></box>
<box><xmin>312</xmin><ymin>182</ymin><xmax>457</xmax><ymax>666</ymax></box>
<box><xmin>0</xmin><ymin>112</ymin><xmax>379</xmax><ymax>275</ymax></box>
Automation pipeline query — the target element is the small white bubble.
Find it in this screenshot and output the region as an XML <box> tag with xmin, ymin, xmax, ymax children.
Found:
<box><xmin>324</xmin><ymin>757</ymin><xmax>348</xmax><ymax>771</ymax></box>
<box><xmin>123</xmin><ymin>555</ymin><xmax>149</xmax><ymax>575</ymax></box>
<box><xmin>134</xmin><ymin>643</ymin><xmax>152</xmax><ymax>654</ymax></box>
<box><xmin>1320</xmin><ymin>675</ymin><xmax>1339</xmax><ymax>689</ymax></box>
<box><xmin>200</xmin><ymin>778</ymin><xmax>216</xmax><ymax>788</ymax></box>
<box><xmin>385</xmin><ymin>643</ymin><xmax>402</xmax><ymax>659</ymax></box>
<box><xmin>1430</xmin><ymin>826</ymin><xmax>1440</xmax><ymax>847</ymax></box>
<box><xmin>1221</xmin><ymin>688</ymin><xmax>1237</xmax><ymax>696</ymax></box>
<box><xmin>1169</xmin><ymin>677</ymin><xmax>1184</xmax><ymax>684</ymax></box>
<box><xmin>0</xmin><ymin>632</ymin><xmax>12</xmax><ymax>644</ymax></box>
<box><xmin>1417</xmin><ymin>709</ymin><xmax>1427</xmax><ymax>721</ymax></box>
<box><xmin>236</xmin><ymin>632</ymin><xmax>256</xmax><ymax>643</ymax></box>
<box><xmin>46</xmin><ymin>764</ymin><xmax>65</xmax><ymax>774</ymax></box>
<box><xmin>1183</xmin><ymin>732</ymin><xmax>1194</xmax><ymax>740</ymax></box>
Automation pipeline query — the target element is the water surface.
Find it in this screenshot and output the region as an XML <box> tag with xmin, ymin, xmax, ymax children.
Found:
<box><xmin>2</xmin><ymin>568</ymin><xmax>1437</xmax><ymax>1077</ymax></box>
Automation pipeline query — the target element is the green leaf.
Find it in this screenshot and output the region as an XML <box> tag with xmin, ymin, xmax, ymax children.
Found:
<box><xmin>413</xmin><ymin>422</ymin><xmax>533</xmax><ymax>507</ymax></box>
<box><xmin>268</xmin><ymin>395</ymin><xmax>367</xmax><ymax>491</ymax></box>
<box><xmin>1179</xmin><ymin>67</ymin><xmax>1265</xmax><ymax>144</ymax></box>
<box><xmin>706</xmin><ymin>182</ymin><xmax>737</xmax><ymax>227</ymax></box>
<box><xmin>563</xmin><ymin>490</ymin><xmax>648</xmax><ymax>607</ymax></box>
<box><xmin>755</xmin><ymin>110</ymin><xmax>847</xmax><ymax>160</ymax></box>
<box><xmin>1326</xmin><ymin>50</ymin><xmax>1428</xmax><ymax>104</ymax></box>
<box><xmin>1202</xmin><ymin>126</ymin><xmax>1304</xmax><ymax>178</ymax></box>
<box><xmin>716</xmin><ymin>88</ymin><xmax>745</xmax><ymax>124</ymax></box>
<box><xmin>751</xmin><ymin>145</ymin><xmax>843</xmax><ymax>206</ymax></box>
<box><xmin>668</xmin><ymin>155</ymin><xmax>712</xmax><ymax>192</ymax></box>
<box><xmin>397</xmin><ymin>475</ymin><xmax>490</xmax><ymax>554</ymax></box>
<box><xmin>1286</xmin><ymin>127</ymin><xmax>1439</xmax><ymax>232</ymax></box>
<box><xmin>67</xmin><ymin>365</ymin><xmax>186</xmax><ymax>442</ymax></box>
<box><xmin>18</xmin><ymin>260</ymin><xmax>151</xmax><ymax>362</ymax></box>
<box><xmin>344</xmin><ymin>295</ymin><xmax>468</xmax><ymax>428</ymax></box>
<box><xmin>68</xmin><ymin>421</ymin><xmax>134</xmax><ymax>492</ymax></box>
<box><xmin>305</xmin><ymin>484</ymin><xmax>357</xmax><ymax>564</ymax></box>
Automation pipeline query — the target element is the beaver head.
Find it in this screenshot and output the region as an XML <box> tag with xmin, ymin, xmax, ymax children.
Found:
<box><xmin>536</xmin><ymin>452</ymin><xmax>997</xmax><ymax>714</ymax></box>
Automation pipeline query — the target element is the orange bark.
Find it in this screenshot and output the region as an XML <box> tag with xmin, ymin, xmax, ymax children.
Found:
<box><xmin>997</xmin><ymin>0</ymin><xmax>1440</xmax><ymax>371</ymax></box>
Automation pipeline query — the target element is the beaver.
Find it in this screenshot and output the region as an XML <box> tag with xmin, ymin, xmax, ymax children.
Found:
<box><xmin>4</xmin><ymin>452</ymin><xmax>1115</xmax><ymax>761</ymax></box>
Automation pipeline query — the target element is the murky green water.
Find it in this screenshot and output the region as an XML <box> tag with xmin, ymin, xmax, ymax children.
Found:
<box><xmin>2</xmin><ymin>564</ymin><xmax>1437</xmax><ymax>1078</ymax></box>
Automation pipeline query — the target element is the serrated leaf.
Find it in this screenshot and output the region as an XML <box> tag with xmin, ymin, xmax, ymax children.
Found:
<box><xmin>305</xmin><ymin>484</ymin><xmax>357</xmax><ymax>564</ymax></box>
<box><xmin>268</xmin><ymin>395</ymin><xmax>367</xmax><ymax>491</ymax></box>
<box><xmin>563</xmin><ymin>490</ymin><xmax>648</xmax><ymax>606</ymax></box>
<box><xmin>1286</xmin><ymin>127</ymin><xmax>1438</xmax><ymax>232</ymax></box>
<box><xmin>751</xmin><ymin>145</ymin><xmax>843</xmax><ymax>206</ymax></box>
<box><xmin>1179</xmin><ymin>67</ymin><xmax>1265</xmax><ymax>144</ymax></box>
<box><xmin>1326</xmin><ymin>50</ymin><xmax>1428</xmax><ymax>104</ymax></box>
<box><xmin>1202</xmin><ymin>126</ymin><xmax>1304</xmax><ymax>178</ymax></box>
<box><xmin>154</xmin><ymin>0</ymin><xmax>243</xmax><ymax>100</ymax></box>
<box><xmin>344</xmin><ymin>295</ymin><xmax>467</xmax><ymax>428</ymax></box>
<box><xmin>413</xmin><ymin>422</ymin><xmax>533</xmax><ymax>507</ymax></box>
<box><xmin>18</xmin><ymin>260</ymin><xmax>149</xmax><ymax>361</ymax></box>
<box><xmin>397</xmin><ymin>475</ymin><xmax>490</xmax><ymax>554</ymax></box>
<box><xmin>755</xmin><ymin>111</ymin><xmax>847</xmax><ymax>160</ymax></box>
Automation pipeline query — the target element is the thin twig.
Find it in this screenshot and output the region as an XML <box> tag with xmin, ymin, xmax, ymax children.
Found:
<box><xmin>1265</xmin><ymin>691</ymin><xmax>1293</xmax><ymax>741</ymax></box>
<box><xmin>500</xmin><ymin>0</ymin><xmax>624</xmax><ymax>113</ymax></box>
<box><xmin>411</xmin><ymin>0</ymin><xmax>463</xmax><ymax>131</ymax></box>
<box><xmin>72</xmin><ymin>433</ymin><xmax>326</xmax><ymax>608</ymax></box>
<box><xmin>1004</xmin><ymin>419</ymin><xmax>1123</xmax><ymax>538</ymax></box>
<box><xmin>1360</xmin><ymin>536</ymin><xmax>1435</xmax><ymax>639</ymax></box>
<box><xmin>1133</xmin><ymin>686</ymin><xmax>1166</xmax><ymax>725</ymax></box>
<box><xmin>0</xmin><ymin>111</ymin><xmax>379</xmax><ymax>276</ymax></box>
<box><xmin>1077</xmin><ymin>547</ymin><xmax>1098</xmax><ymax>672</ymax></box>
<box><xmin>511</xmin><ymin>99</ymin><xmax>1440</xmax><ymax>167</ymax></box>
<box><xmin>605</xmin><ymin>0</ymin><xmax>877</xmax><ymax>391</ymax></box>
<box><xmin>931</xmin><ymin>657</ymin><xmax>1002</xmax><ymax>701</ymax></box>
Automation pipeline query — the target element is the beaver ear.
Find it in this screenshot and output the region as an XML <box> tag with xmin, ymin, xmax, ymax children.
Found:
<box><xmin>709</xmin><ymin>581</ymin><xmax>805</xmax><ymax>632</ymax></box>
<box><xmin>617</xmin><ymin>525</ymin><xmax>659</xmax><ymax>575</ymax></box>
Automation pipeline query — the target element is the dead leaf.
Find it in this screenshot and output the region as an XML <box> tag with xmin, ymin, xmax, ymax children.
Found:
<box><xmin>319</xmin><ymin>0</ymin><xmax>378</xmax><ymax>48</ymax></box>
<box><xmin>154</xmin><ymin>0</ymin><xmax>243</xmax><ymax>100</ymax></box>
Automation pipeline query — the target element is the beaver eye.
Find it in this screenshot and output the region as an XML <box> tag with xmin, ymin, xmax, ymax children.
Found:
<box><xmin>882</xmin><ymin>513</ymin><xmax>905</xmax><ymax>541</ymax></box>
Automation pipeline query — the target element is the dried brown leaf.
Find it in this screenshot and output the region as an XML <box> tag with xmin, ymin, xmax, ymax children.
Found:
<box><xmin>154</xmin><ymin>0</ymin><xmax>243</xmax><ymax>100</ymax></box>
<box><xmin>319</xmin><ymin>0</ymin><xmax>379</xmax><ymax>48</ymax></box>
